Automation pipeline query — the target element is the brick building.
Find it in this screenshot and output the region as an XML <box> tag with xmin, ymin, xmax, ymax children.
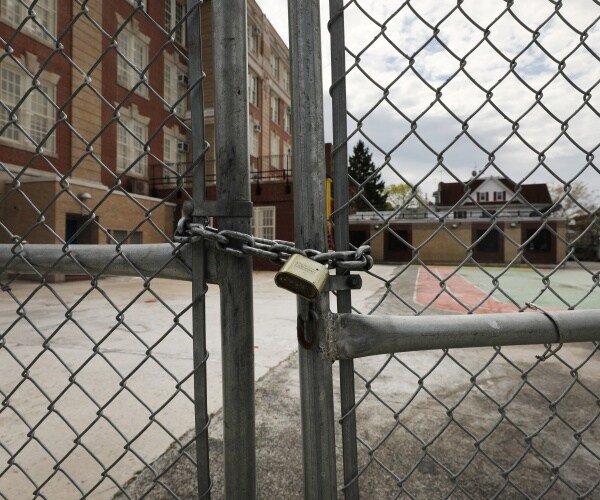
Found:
<box><xmin>0</xmin><ymin>0</ymin><xmax>293</xmax><ymax>264</ymax></box>
<box><xmin>350</xmin><ymin>176</ymin><xmax>568</xmax><ymax>265</ymax></box>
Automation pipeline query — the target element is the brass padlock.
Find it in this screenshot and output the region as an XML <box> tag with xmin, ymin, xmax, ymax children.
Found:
<box><xmin>274</xmin><ymin>254</ymin><xmax>329</xmax><ymax>301</ymax></box>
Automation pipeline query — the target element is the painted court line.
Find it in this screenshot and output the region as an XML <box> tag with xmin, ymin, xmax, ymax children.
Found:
<box><xmin>415</xmin><ymin>267</ymin><xmax>519</xmax><ymax>314</ymax></box>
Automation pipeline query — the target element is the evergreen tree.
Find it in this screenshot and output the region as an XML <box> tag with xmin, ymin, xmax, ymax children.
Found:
<box><xmin>348</xmin><ymin>140</ymin><xmax>387</xmax><ymax>211</ymax></box>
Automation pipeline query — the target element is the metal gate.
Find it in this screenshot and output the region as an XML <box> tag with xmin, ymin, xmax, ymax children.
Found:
<box><xmin>1</xmin><ymin>0</ymin><xmax>599</xmax><ymax>498</ymax></box>
<box><xmin>0</xmin><ymin>0</ymin><xmax>253</xmax><ymax>497</ymax></box>
<box><xmin>324</xmin><ymin>0</ymin><xmax>600</xmax><ymax>498</ymax></box>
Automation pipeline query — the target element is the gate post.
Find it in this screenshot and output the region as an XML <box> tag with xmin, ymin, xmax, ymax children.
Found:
<box><xmin>212</xmin><ymin>0</ymin><xmax>256</xmax><ymax>498</ymax></box>
<box><xmin>187</xmin><ymin>1</ymin><xmax>211</xmax><ymax>496</ymax></box>
<box><xmin>328</xmin><ymin>0</ymin><xmax>359</xmax><ymax>497</ymax></box>
<box><xmin>288</xmin><ymin>0</ymin><xmax>338</xmax><ymax>497</ymax></box>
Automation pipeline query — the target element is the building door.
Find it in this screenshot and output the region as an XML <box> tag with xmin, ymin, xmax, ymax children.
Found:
<box><xmin>384</xmin><ymin>225</ymin><xmax>412</xmax><ymax>262</ymax></box>
<box><xmin>65</xmin><ymin>214</ymin><xmax>97</xmax><ymax>244</ymax></box>
<box><xmin>522</xmin><ymin>222</ymin><xmax>556</xmax><ymax>264</ymax></box>
<box><xmin>472</xmin><ymin>224</ymin><xmax>504</xmax><ymax>263</ymax></box>
<box><xmin>349</xmin><ymin>225</ymin><xmax>370</xmax><ymax>250</ymax></box>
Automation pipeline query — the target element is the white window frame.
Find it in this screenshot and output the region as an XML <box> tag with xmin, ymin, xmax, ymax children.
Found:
<box><xmin>248</xmin><ymin>24</ymin><xmax>259</xmax><ymax>54</ymax></box>
<box><xmin>116</xmin><ymin>105</ymin><xmax>149</xmax><ymax>177</ymax></box>
<box><xmin>163</xmin><ymin>127</ymin><xmax>188</xmax><ymax>182</ymax></box>
<box><xmin>1</xmin><ymin>0</ymin><xmax>56</xmax><ymax>43</ymax></box>
<box><xmin>283</xmin><ymin>105</ymin><xmax>291</xmax><ymax>133</ymax></box>
<box><xmin>252</xmin><ymin>206</ymin><xmax>276</xmax><ymax>240</ymax></box>
<box><xmin>116</xmin><ymin>16</ymin><xmax>150</xmax><ymax>98</ymax></box>
<box><xmin>477</xmin><ymin>192</ymin><xmax>489</xmax><ymax>202</ymax></box>
<box><xmin>270</xmin><ymin>132</ymin><xmax>280</xmax><ymax>169</ymax></box>
<box><xmin>494</xmin><ymin>191</ymin><xmax>506</xmax><ymax>202</ymax></box>
<box><xmin>165</xmin><ymin>0</ymin><xmax>187</xmax><ymax>46</ymax></box>
<box><xmin>249</xmin><ymin>116</ymin><xmax>260</xmax><ymax>158</ymax></box>
<box><xmin>282</xmin><ymin>67</ymin><xmax>289</xmax><ymax>93</ymax></box>
<box><xmin>164</xmin><ymin>54</ymin><xmax>187</xmax><ymax>115</ymax></box>
<box><xmin>0</xmin><ymin>58</ymin><xmax>58</xmax><ymax>154</ymax></box>
<box><xmin>271</xmin><ymin>53</ymin><xmax>280</xmax><ymax>80</ymax></box>
<box><xmin>248</xmin><ymin>72</ymin><xmax>258</xmax><ymax>106</ymax></box>
<box><xmin>270</xmin><ymin>95</ymin><xmax>279</xmax><ymax>123</ymax></box>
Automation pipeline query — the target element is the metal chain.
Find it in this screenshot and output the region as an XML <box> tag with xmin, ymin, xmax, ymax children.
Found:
<box><xmin>174</xmin><ymin>214</ymin><xmax>374</xmax><ymax>271</ymax></box>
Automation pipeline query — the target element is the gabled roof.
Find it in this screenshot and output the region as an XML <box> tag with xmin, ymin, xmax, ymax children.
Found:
<box><xmin>437</xmin><ymin>178</ymin><xmax>553</xmax><ymax>206</ymax></box>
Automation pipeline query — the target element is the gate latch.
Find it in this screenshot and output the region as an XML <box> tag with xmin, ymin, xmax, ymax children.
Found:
<box><xmin>274</xmin><ymin>254</ymin><xmax>362</xmax><ymax>301</ymax></box>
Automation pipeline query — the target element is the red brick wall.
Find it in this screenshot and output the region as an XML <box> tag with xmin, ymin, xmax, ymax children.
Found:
<box><xmin>100</xmin><ymin>1</ymin><xmax>188</xmax><ymax>190</ymax></box>
<box><xmin>0</xmin><ymin>2</ymin><xmax>73</xmax><ymax>175</ymax></box>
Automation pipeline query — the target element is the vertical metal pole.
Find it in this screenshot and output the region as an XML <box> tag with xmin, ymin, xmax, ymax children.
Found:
<box><xmin>187</xmin><ymin>1</ymin><xmax>211</xmax><ymax>497</ymax></box>
<box><xmin>329</xmin><ymin>1</ymin><xmax>359</xmax><ymax>497</ymax></box>
<box><xmin>288</xmin><ymin>1</ymin><xmax>338</xmax><ymax>497</ymax></box>
<box><xmin>212</xmin><ymin>1</ymin><xmax>256</xmax><ymax>498</ymax></box>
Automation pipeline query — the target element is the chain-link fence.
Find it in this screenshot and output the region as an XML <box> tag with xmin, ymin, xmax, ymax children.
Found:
<box><xmin>0</xmin><ymin>1</ymin><xmax>213</xmax><ymax>497</ymax></box>
<box><xmin>328</xmin><ymin>0</ymin><xmax>600</xmax><ymax>497</ymax></box>
<box><xmin>2</xmin><ymin>0</ymin><xmax>600</xmax><ymax>498</ymax></box>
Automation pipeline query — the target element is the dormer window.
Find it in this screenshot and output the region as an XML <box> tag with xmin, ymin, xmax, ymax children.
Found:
<box><xmin>494</xmin><ymin>191</ymin><xmax>506</xmax><ymax>202</ymax></box>
<box><xmin>477</xmin><ymin>192</ymin><xmax>489</xmax><ymax>202</ymax></box>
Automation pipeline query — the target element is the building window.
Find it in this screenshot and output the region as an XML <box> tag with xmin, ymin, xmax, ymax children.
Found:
<box><xmin>270</xmin><ymin>95</ymin><xmax>279</xmax><ymax>123</ymax></box>
<box><xmin>252</xmin><ymin>206</ymin><xmax>275</xmax><ymax>240</ymax></box>
<box><xmin>283</xmin><ymin>68</ymin><xmax>290</xmax><ymax>93</ymax></box>
<box><xmin>454</xmin><ymin>210</ymin><xmax>467</xmax><ymax>219</ymax></box>
<box><xmin>494</xmin><ymin>191</ymin><xmax>506</xmax><ymax>202</ymax></box>
<box><xmin>117</xmin><ymin>25</ymin><xmax>149</xmax><ymax>97</ymax></box>
<box><xmin>271</xmin><ymin>53</ymin><xmax>280</xmax><ymax>79</ymax></box>
<box><xmin>1</xmin><ymin>0</ymin><xmax>56</xmax><ymax>41</ymax></box>
<box><xmin>249</xmin><ymin>117</ymin><xmax>260</xmax><ymax>158</ymax></box>
<box><xmin>1</xmin><ymin>66</ymin><xmax>23</xmax><ymax>144</ymax></box>
<box><xmin>283</xmin><ymin>106</ymin><xmax>291</xmax><ymax>133</ymax></box>
<box><xmin>117</xmin><ymin>114</ymin><xmax>148</xmax><ymax>177</ymax></box>
<box><xmin>475</xmin><ymin>229</ymin><xmax>501</xmax><ymax>252</ymax></box>
<box><xmin>270</xmin><ymin>132</ymin><xmax>280</xmax><ymax>169</ymax></box>
<box><xmin>248</xmin><ymin>72</ymin><xmax>258</xmax><ymax>106</ymax></box>
<box><xmin>164</xmin><ymin>58</ymin><xmax>187</xmax><ymax>115</ymax></box>
<box><xmin>526</xmin><ymin>228</ymin><xmax>551</xmax><ymax>252</ymax></box>
<box><xmin>248</xmin><ymin>24</ymin><xmax>259</xmax><ymax>54</ymax></box>
<box><xmin>164</xmin><ymin>131</ymin><xmax>188</xmax><ymax>181</ymax></box>
<box><xmin>477</xmin><ymin>192</ymin><xmax>489</xmax><ymax>202</ymax></box>
<box><xmin>386</xmin><ymin>230</ymin><xmax>410</xmax><ymax>253</ymax></box>
<box><xmin>110</xmin><ymin>230</ymin><xmax>143</xmax><ymax>244</ymax></box>
<box><xmin>0</xmin><ymin>65</ymin><xmax>56</xmax><ymax>153</ymax></box>
<box><xmin>165</xmin><ymin>0</ymin><xmax>186</xmax><ymax>45</ymax></box>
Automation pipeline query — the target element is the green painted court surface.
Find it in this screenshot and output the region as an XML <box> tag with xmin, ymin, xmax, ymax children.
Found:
<box><xmin>457</xmin><ymin>266</ymin><xmax>600</xmax><ymax>310</ymax></box>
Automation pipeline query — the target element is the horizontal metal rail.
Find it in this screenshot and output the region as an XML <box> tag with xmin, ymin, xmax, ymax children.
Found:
<box><xmin>0</xmin><ymin>244</ymin><xmax>218</xmax><ymax>283</ymax></box>
<box><xmin>331</xmin><ymin>310</ymin><xmax>600</xmax><ymax>360</ymax></box>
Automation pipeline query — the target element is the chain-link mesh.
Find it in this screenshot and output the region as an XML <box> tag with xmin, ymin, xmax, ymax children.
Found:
<box><xmin>3</xmin><ymin>0</ymin><xmax>600</xmax><ymax>497</ymax></box>
<box><xmin>329</xmin><ymin>0</ymin><xmax>600</xmax><ymax>497</ymax></box>
<box><xmin>0</xmin><ymin>1</ymin><xmax>210</xmax><ymax>497</ymax></box>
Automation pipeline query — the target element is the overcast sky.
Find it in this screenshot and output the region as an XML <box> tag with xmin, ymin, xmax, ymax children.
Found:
<box><xmin>255</xmin><ymin>0</ymin><xmax>600</xmax><ymax>205</ymax></box>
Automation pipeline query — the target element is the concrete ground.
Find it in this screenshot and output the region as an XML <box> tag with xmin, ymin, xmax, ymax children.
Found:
<box><xmin>0</xmin><ymin>265</ymin><xmax>397</xmax><ymax>499</ymax></box>
<box><xmin>120</xmin><ymin>263</ymin><xmax>600</xmax><ymax>499</ymax></box>
<box><xmin>122</xmin><ymin>345</ymin><xmax>600</xmax><ymax>499</ymax></box>
<box><xmin>1</xmin><ymin>263</ymin><xmax>599</xmax><ymax>498</ymax></box>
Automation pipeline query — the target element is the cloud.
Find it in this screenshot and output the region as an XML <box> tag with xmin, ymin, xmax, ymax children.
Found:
<box><xmin>257</xmin><ymin>0</ymin><xmax>600</xmax><ymax>200</ymax></box>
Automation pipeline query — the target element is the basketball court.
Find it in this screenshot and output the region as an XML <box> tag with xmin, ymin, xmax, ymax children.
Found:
<box><xmin>413</xmin><ymin>265</ymin><xmax>600</xmax><ymax>314</ymax></box>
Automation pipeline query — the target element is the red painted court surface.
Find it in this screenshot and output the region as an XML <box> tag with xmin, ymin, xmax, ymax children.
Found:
<box><xmin>414</xmin><ymin>266</ymin><xmax>600</xmax><ymax>313</ymax></box>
